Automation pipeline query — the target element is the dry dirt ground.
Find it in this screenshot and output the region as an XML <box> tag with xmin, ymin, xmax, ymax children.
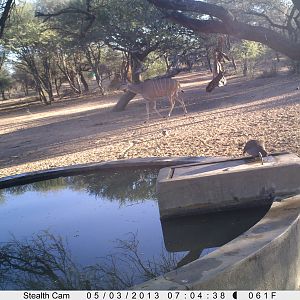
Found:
<box><xmin>0</xmin><ymin>70</ymin><xmax>299</xmax><ymax>178</ymax></box>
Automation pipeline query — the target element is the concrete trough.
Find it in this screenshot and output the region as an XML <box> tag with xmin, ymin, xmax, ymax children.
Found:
<box><xmin>156</xmin><ymin>153</ymin><xmax>300</xmax><ymax>218</ymax></box>
<box><xmin>135</xmin><ymin>194</ymin><xmax>300</xmax><ymax>290</ymax></box>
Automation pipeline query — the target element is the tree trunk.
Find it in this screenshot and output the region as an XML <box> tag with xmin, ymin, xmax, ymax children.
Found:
<box><xmin>29</xmin><ymin>66</ymin><xmax>52</xmax><ymax>104</ymax></box>
<box><xmin>21</xmin><ymin>51</ymin><xmax>54</xmax><ymax>104</ymax></box>
<box><xmin>1</xmin><ymin>90</ymin><xmax>6</xmax><ymax>100</ymax></box>
<box><xmin>79</xmin><ymin>72</ymin><xmax>89</xmax><ymax>93</ymax></box>
<box><xmin>41</xmin><ymin>57</ymin><xmax>54</xmax><ymax>103</ymax></box>
<box><xmin>75</xmin><ymin>74</ymin><xmax>82</xmax><ymax>94</ymax></box>
<box><xmin>23</xmin><ymin>82</ymin><xmax>29</xmax><ymax>96</ymax></box>
<box><xmin>112</xmin><ymin>91</ymin><xmax>137</xmax><ymax>112</ymax></box>
<box><xmin>243</xmin><ymin>59</ymin><xmax>248</xmax><ymax>76</ymax></box>
<box><xmin>112</xmin><ymin>54</ymin><xmax>143</xmax><ymax>112</ymax></box>
<box><xmin>231</xmin><ymin>57</ymin><xmax>237</xmax><ymax>72</ymax></box>
<box><xmin>57</xmin><ymin>53</ymin><xmax>81</xmax><ymax>94</ymax></box>
<box><xmin>163</xmin><ymin>54</ymin><xmax>172</xmax><ymax>73</ymax></box>
<box><xmin>47</xmin><ymin>88</ymin><xmax>54</xmax><ymax>103</ymax></box>
<box><xmin>121</xmin><ymin>52</ymin><xmax>131</xmax><ymax>82</ymax></box>
<box><xmin>95</xmin><ymin>72</ymin><xmax>105</xmax><ymax>95</ymax></box>
<box><xmin>54</xmin><ymin>78</ymin><xmax>62</xmax><ymax>99</ymax></box>
<box><xmin>36</xmin><ymin>84</ymin><xmax>50</xmax><ymax>105</ymax></box>
<box><xmin>0</xmin><ymin>0</ymin><xmax>14</xmax><ymax>38</ymax></box>
<box><xmin>205</xmin><ymin>47</ymin><xmax>212</xmax><ymax>72</ymax></box>
<box><xmin>85</xmin><ymin>46</ymin><xmax>104</xmax><ymax>94</ymax></box>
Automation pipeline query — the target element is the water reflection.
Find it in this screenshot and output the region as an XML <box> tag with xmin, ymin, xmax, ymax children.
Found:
<box><xmin>0</xmin><ymin>168</ymin><xmax>180</xmax><ymax>289</ymax></box>
<box><xmin>161</xmin><ymin>205</ymin><xmax>271</xmax><ymax>268</ymax></box>
<box><xmin>0</xmin><ymin>205</ymin><xmax>271</xmax><ymax>290</ymax></box>
<box><xmin>0</xmin><ymin>190</ymin><xmax>4</xmax><ymax>204</ymax></box>
<box><xmin>1</xmin><ymin>168</ymin><xmax>159</xmax><ymax>204</ymax></box>
<box><xmin>0</xmin><ymin>231</ymin><xmax>181</xmax><ymax>290</ymax></box>
<box><xmin>0</xmin><ymin>167</ymin><xmax>271</xmax><ymax>290</ymax></box>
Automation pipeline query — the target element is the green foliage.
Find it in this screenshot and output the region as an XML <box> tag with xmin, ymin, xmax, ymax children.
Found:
<box><xmin>143</xmin><ymin>53</ymin><xmax>166</xmax><ymax>79</ymax></box>
<box><xmin>2</xmin><ymin>3</ymin><xmax>60</xmax><ymax>103</ymax></box>
<box><xmin>230</xmin><ymin>40</ymin><xmax>267</xmax><ymax>76</ymax></box>
<box><xmin>0</xmin><ymin>68</ymin><xmax>12</xmax><ymax>91</ymax></box>
<box><xmin>209</xmin><ymin>0</ymin><xmax>290</xmax><ymax>26</ymax></box>
<box><xmin>239</xmin><ymin>41</ymin><xmax>266</xmax><ymax>60</ymax></box>
<box><xmin>93</xmin><ymin>0</ymin><xmax>169</xmax><ymax>53</ymax></box>
<box><xmin>0</xmin><ymin>0</ymin><xmax>294</xmax><ymax>102</ymax></box>
<box><xmin>5</xmin><ymin>3</ymin><xmax>57</xmax><ymax>51</ymax></box>
<box><xmin>99</xmin><ymin>44</ymin><xmax>123</xmax><ymax>73</ymax></box>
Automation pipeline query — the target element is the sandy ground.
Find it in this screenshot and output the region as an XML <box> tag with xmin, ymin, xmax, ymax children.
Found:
<box><xmin>0</xmin><ymin>70</ymin><xmax>299</xmax><ymax>178</ymax></box>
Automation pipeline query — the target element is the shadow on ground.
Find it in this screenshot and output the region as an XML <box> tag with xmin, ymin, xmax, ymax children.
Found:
<box><xmin>0</xmin><ymin>71</ymin><xmax>299</xmax><ymax>171</ymax></box>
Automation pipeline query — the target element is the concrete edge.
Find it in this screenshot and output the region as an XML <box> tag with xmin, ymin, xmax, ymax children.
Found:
<box><xmin>134</xmin><ymin>194</ymin><xmax>300</xmax><ymax>290</ymax></box>
<box><xmin>156</xmin><ymin>153</ymin><xmax>300</xmax><ymax>218</ymax></box>
<box><xmin>0</xmin><ymin>156</ymin><xmax>214</xmax><ymax>189</ymax></box>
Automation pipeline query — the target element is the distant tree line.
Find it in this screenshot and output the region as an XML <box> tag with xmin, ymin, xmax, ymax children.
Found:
<box><xmin>0</xmin><ymin>0</ymin><xmax>298</xmax><ymax>107</ymax></box>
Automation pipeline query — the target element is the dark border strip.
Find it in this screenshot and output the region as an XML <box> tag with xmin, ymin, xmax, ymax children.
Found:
<box><xmin>0</xmin><ymin>156</ymin><xmax>208</xmax><ymax>189</ymax></box>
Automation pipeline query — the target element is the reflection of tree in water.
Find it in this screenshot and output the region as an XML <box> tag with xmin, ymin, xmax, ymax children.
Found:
<box><xmin>90</xmin><ymin>233</ymin><xmax>180</xmax><ymax>289</ymax></box>
<box><xmin>1</xmin><ymin>168</ymin><xmax>159</xmax><ymax>204</ymax></box>
<box><xmin>0</xmin><ymin>190</ymin><xmax>4</xmax><ymax>204</ymax></box>
<box><xmin>70</xmin><ymin>168</ymin><xmax>159</xmax><ymax>203</ymax></box>
<box><xmin>0</xmin><ymin>231</ymin><xmax>179</xmax><ymax>290</ymax></box>
<box><xmin>5</xmin><ymin>177</ymin><xmax>68</xmax><ymax>195</ymax></box>
<box><xmin>0</xmin><ymin>232</ymin><xmax>85</xmax><ymax>290</ymax></box>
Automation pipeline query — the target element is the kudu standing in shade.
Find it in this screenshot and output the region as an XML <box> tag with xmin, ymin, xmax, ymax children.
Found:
<box><xmin>122</xmin><ymin>78</ymin><xmax>188</xmax><ymax>122</ymax></box>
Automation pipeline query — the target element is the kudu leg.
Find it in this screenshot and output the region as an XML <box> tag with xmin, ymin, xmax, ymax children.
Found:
<box><xmin>152</xmin><ymin>101</ymin><xmax>164</xmax><ymax>118</ymax></box>
<box><xmin>177</xmin><ymin>93</ymin><xmax>187</xmax><ymax>115</ymax></box>
<box><xmin>144</xmin><ymin>101</ymin><xmax>150</xmax><ymax>123</ymax></box>
<box><xmin>145</xmin><ymin>100</ymin><xmax>163</xmax><ymax>122</ymax></box>
<box><xmin>168</xmin><ymin>95</ymin><xmax>176</xmax><ymax>118</ymax></box>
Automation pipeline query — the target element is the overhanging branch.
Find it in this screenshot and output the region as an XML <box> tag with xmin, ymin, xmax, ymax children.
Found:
<box><xmin>147</xmin><ymin>0</ymin><xmax>235</xmax><ymax>23</ymax></box>
<box><xmin>148</xmin><ymin>0</ymin><xmax>300</xmax><ymax>60</ymax></box>
<box><xmin>165</xmin><ymin>11</ymin><xmax>227</xmax><ymax>34</ymax></box>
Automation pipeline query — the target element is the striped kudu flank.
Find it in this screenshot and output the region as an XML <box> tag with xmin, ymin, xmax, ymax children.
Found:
<box><xmin>123</xmin><ymin>78</ymin><xmax>187</xmax><ymax>122</ymax></box>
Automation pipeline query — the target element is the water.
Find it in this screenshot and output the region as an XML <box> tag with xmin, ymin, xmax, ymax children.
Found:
<box><xmin>0</xmin><ymin>167</ymin><xmax>270</xmax><ymax>290</ymax></box>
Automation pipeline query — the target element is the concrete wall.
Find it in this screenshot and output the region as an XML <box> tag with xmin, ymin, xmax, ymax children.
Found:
<box><xmin>157</xmin><ymin>154</ymin><xmax>300</xmax><ymax>218</ymax></box>
<box><xmin>135</xmin><ymin>194</ymin><xmax>300</xmax><ymax>290</ymax></box>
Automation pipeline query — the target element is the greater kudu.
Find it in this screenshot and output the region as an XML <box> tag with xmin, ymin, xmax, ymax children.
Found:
<box><xmin>122</xmin><ymin>78</ymin><xmax>187</xmax><ymax>122</ymax></box>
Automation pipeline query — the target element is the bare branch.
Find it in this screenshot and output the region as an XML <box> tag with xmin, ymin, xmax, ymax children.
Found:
<box><xmin>35</xmin><ymin>7</ymin><xmax>94</xmax><ymax>21</ymax></box>
<box><xmin>35</xmin><ymin>6</ymin><xmax>95</xmax><ymax>37</ymax></box>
